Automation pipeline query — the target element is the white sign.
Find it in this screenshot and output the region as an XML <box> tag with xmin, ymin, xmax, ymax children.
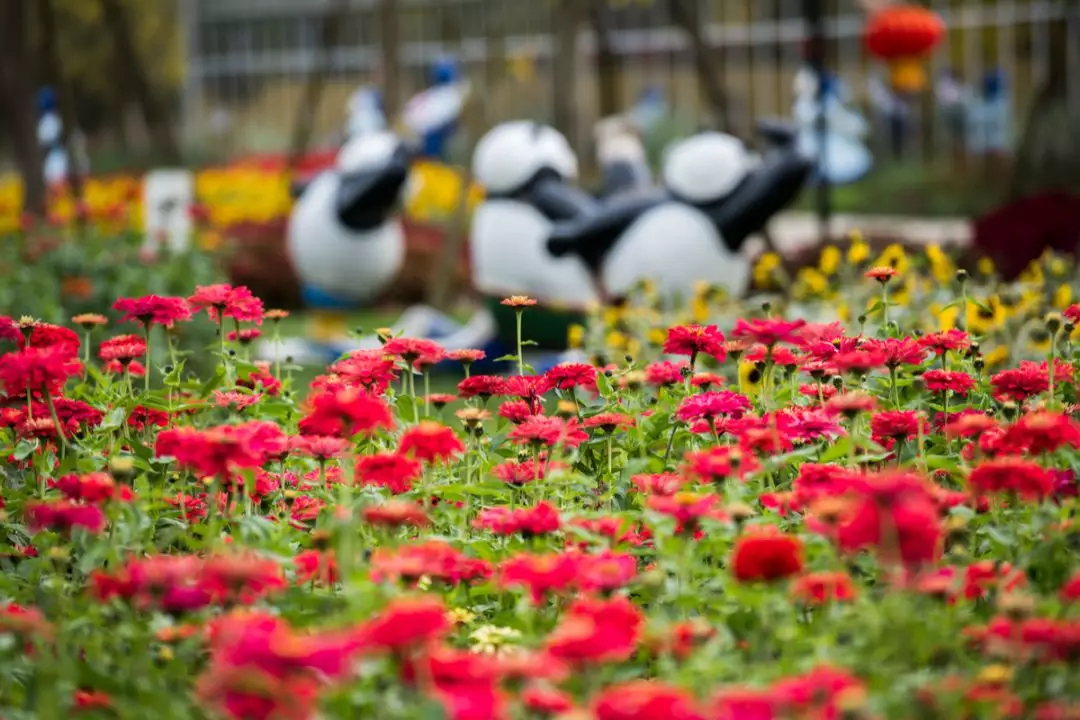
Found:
<box><xmin>143</xmin><ymin>169</ymin><xmax>194</xmax><ymax>253</ymax></box>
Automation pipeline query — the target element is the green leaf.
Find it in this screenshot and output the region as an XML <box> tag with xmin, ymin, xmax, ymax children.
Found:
<box><xmin>520</xmin><ymin>340</ymin><xmax>538</xmax><ymax>347</ymax></box>
<box><xmin>12</xmin><ymin>440</ymin><xmax>37</xmax><ymax>461</ymax></box>
<box><xmin>493</xmin><ymin>354</ymin><xmax>518</xmax><ymax>363</ymax></box>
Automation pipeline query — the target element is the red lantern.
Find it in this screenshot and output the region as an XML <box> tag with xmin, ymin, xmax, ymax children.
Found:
<box><xmin>864</xmin><ymin>4</ymin><xmax>945</xmax><ymax>94</ymax></box>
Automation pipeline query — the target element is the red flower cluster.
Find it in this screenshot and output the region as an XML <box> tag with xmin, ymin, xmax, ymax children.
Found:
<box><xmin>188</xmin><ymin>284</ymin><xmax>264</xmax><ymax>324</ymax></box>
<box><xmin>663</xmin><ymin>324</ymin><xmax>726</xmax><ymax>363</ymax></box>
<box><xmin>474</xmin><ymin>502</ymin><xmax>561</xmax><ymax>537</ymax></box>
<box><xmin>156</xmin><ymin>420</ymin><xmax>287</xmax><ymax>479</ymax></box>
<box><xmin>113</xmin><ymin>294</ymin><xmax>192</xmax><ymax>328</ymax></box>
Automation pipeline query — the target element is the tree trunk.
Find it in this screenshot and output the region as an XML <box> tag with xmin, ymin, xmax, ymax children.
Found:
<box><xmin>287</xmin><ymin>0</ymin><xmax>350</xmax><ymax>171</ymax></box>
<box><xmin>589</xmin><ymin>0</ymin><xmax>621</xmax><ymax>120</ymax></box>
<box><xmin>552</xmin><ymin>0</ymin><xmax>584</xmax><ymax>146</ymax></box>
<box><xmin>98</xmin><ymin>0</ymin><xmax>180</xmax><ymax>164</ymax></box>
<box><xmin>35</xmin><ymin>0</ymin><xmax>84</xmax><ymax>202</ymax></box>
<box><xmin>379</xmin><ymin>0</ymin><xmax>402</xmax><ymax>121</ymax></box>
<box><xmin>0</xmin><ymin>0</ymin><xmax>47</xmax><ymax>217</ymax></box>
<box><xmin>668</xmin><ymin>0</ymin><xmax>733</xmax><ymax>133</ymax></box>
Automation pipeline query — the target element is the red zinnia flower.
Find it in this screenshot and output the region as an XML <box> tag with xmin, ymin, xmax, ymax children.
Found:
<box><xmin>447</xmin><ymin>348</ymin><xmax>486</xmax><ymax>364</ymax></box>
<box><xmin>99</xmin><ymin>334</ymin><xmax>148</xmax><ymax>363</ymax></box>
<box><xmin>871</xmin><ymin>410</ymin><xmax>922</xmax><ymax>443</ymax></box>
<box><xmin>675</xmin><ymin>391</ymin><xmax>751</xmax><ymax>425</ymax></box>
<box><xmin>356</xmin><ymin>595</ymin><xmax>449</xmax><ymax>652</ymax></box>
<box><xmin>967</xmin><ymin>459</ymin><xmax>1053</xmax><ymax>500</ymax></box>
<box><xmin>355</xmin><ymin>452</ymin><xmax>423</xmax><ymax>494</ymax></box>
<box><xmin>294</xmin><ymin>550</ymin><xmax>339</xmax><ymax>586</ymax></box>
<box><xmin>226</xmin><ymin>328</ymin><xmax>263</xmax><ymax>344</ymax></box>
<box><xmin>113</xmin><ymin>294</ymin><xmax>192</xmax><ymax>328</ymax></box>
<box><xmin>865</xmin><ymin>265</ymin><xmax>898</xmax><ymax>281</ymax></box>
<box><xmin>1002</xmin><ymin>411</ymin><xmax>1080</xmax><ymax>454</ymax></box>
<box><xmin>382</xmin><ymin>337</ymin><xmax>446</xmax><ymax>367</ymax></box>
<box><xmin>25</xmin><ymin>500</ymin><xmax>107</xmax><ymax>534</ymax></box>
<box><xmin>50</xmin><ymin>472</ymin><xmax>133</xmax><ymax>504</ymax></box>
<box><xmin>457</xmin><ymin>375</ymin><xmax>504</xmax><ymax>399</ymax></box>
<box><xmin>862</xmin><ymin>337</ymin><xmax>928</xmax><ymax>368</ymax></box>
<box><xmin>24</xmin><ymin>323</ymin><xmax>81</xmax><ymax>355</ymax></box>
<box><xmin>648</xmin><ymin>492</ymin><xmax>723</xmax><ymax>534</ymax></box>
<box><xmin>831</xmin><ymin>350</ymin><xmax>886</xmax><ymax>375</ymax></box>
<box><xmin>790</xmin><ymin>571</ymin><xmax>857</xmax><ymax>605</ymax></box>
<box><xmin>645</xmin><ymin>360</ymin><xmax>689</xmax><ymax>387</ymax></box>
<box><xmin>990</xmin><ymin>363</ymin><xmax>1051</xmax><ymax>403</ymax></box>
<box><xmin>592</xmin><ymin>681</ymin><xmax>705</xmax><ymax>720</ymax></box>
<box><xmin>920</xmin><ymin>329</ymin><xmax>971</xmax><ymax>356</ymax></box>
<box><xmin>501</xmin><ymin>553</ymin><xmax>580</xmax><ymax>604</ymax></box>
<box><xmin>509</xmin><ymin>416</ymin><xmax>588</xmax><ymax>449</ymax></box>
<box><xmin>712</xmin><ymin>688</ymin><xmax>777</xmax><ymax>720</ymax></box>
<box><xmin>824</xmin><ymin>392</ymin><xmax>878</xmax><ymax>417</ymax></box>
<box><xmin>545</xmin><ymin>596</ymin><xmax>643</xmax><ymax>664</ymax></box>
<box><xmin>398</xmin><ymin>421</ymin><xmax>465</xmax><ymax>463</ymax></box>
<box><xmin>188</xmin><ymin>284</ymin><xmax>264</xmax><ymax>324</ymax></box>
<box><xmin>363</xmin><ymin>500</ymin><xmax>430</xmax><ymax>528</ymax></box>
<box><xmin>922</xmin><ymin>369</ymin><xmax>976</xmax><ymax>395</ymax></box>
<box><xmin>546</xmin><ymin>362</ymin><xmax>598</xmax><ymax>391</ymax></box>
<box><xmin>491</xmin><ymin>457</ymin><xmax>559</xmax><ymax>485</ymax></box>
<box><xmin>499</xmin><ymin>399</ymin><xmax>542</xmax><ymax>424</ymax></box>
<box><xmin>584</xmin><ymin>412</ymin><xmax>636</xmax><ymax>433</ymax></box>
<box><xmin>299</xmin><ymin>387</ymin><xmax>393</xmax><ymax>438</ymax></box>
<box><xmin>731</xmin><ymin>317</ymin><xmax>807</xmax><ymax>347</ymax></box>
<box><xmin>663</xmin><ymin>324</ymin><xmax>726</xmax><ymax>363</ymax></box>
<box><xmin>474</xmin><ymin>502</ymin><xmax>561</xmax><ymax>537</ymax></box>
<box><xmin>0</xmin><ymin>346</ymin><xmax>82</xmax><ymax>397</ymax></box>
<box><xmin>730</xmin><ymin>526</ymin><xmax>804</xmax><ymax>582</ymax></box>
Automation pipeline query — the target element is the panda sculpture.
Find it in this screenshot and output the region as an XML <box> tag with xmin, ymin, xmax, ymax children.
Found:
<box><xmin>468</xmin><ymin>120</ymin><xmax>601</xmax><ymax>351</ymax></box>
<box><xmin>285</xmin><ymin>130</ymin><xmax>412</xmax><ymax>357</ymax></box>
<box><xmin>593</xmin><ymin>115</ymin><xmax>653</xmax><ymax>200</ymax></box>
<box><xmin>547</xmin><ymin>131</ymin><xmax>813</xmax><ymax>303</ymax></box>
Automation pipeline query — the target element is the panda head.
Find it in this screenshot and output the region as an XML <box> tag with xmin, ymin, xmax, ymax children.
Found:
<box><xmin>334</xmin><ymin>131</ymin><xmax>413</xmax><ymax>231</ymax></box>
<box><xmin>472</xmin><ymin>121</ymin><xmax>578</xmax><ymax>196</ymax></box>
<box><xmin>661</xmin><ymin>132</ymin><xmax>753</xmax><ymax>205</ymax></box>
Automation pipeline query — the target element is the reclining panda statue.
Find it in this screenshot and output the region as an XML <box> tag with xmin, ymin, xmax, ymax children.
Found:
<box><xmin>547</xmin><ymin>130</ymin><xmax>813</xmax><ymax>304</ymax></box>
<box><xmin>278</xmin><ymin>130</ymin><xmax>413</xmax><ymax>362</ymax></box>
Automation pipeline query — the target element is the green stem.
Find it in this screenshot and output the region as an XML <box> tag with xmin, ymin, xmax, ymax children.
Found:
<box><xmin>515</xmin><ymin>310</ymin><xmax>524</xmax><ymax>376</ymax></box>
<box><xmin>46</xmin><ymin>391</ymin><xmax>69</xmax><ymax>456</ymax></box>
<box><xmin>144</xmin><ymin>325</ymin><xmax>152</xmax><ymax>395</ymax></box>
<box><xmin>423</xmin><ymin>371</ymin><xmax>431</xmax><ymax>417</ymax></box>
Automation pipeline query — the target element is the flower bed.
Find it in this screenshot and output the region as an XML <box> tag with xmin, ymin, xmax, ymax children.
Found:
<box><xmin>0</xmin><ymin>241</ymin><xmax>1079</xmax><ymax>719</ymax></box>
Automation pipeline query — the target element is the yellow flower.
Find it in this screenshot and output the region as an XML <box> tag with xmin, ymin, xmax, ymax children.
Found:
<box><xmin>1019</xmin><ymin>260</ymin><xmax>1044</xmax><ymax>286</ymax></box>
<box><xmin>690</xmin><ymin>295</ymin><xmax>709</xmax><ymax>323</ymax></box>
<box><xmin>1048</xmin><ymin>253</ymin><xmax>1071</xmax><ymax>278</ymax></box>
<box><xmin>836</xmin><ymin>302</ymin><xmax>851</xmax><ymax>323</ymax></box>
<box><xmin>1028</xmin><ymin>328</ymin><xmax>1052</xmax><ymax>353</ymax></box>
<box><xmin>933</xmin><ymin>303</ymin><xmax>960</xmax><ymax>332</ymax></box>
<box><xmin>977</xmin><ymin>256</ymin><xmax>996</xmax><ymax>277</ymax></box>
<box><xmin>984</xmin><ymin>345</ymin><xmax>1009</xmax><ymax>368</ymax></box>
<box><xmin>647</xmin><ymin>327</ymin><xmax>667</xmax><ymax>346</ymax></box>
<box><xmin>818</xmin><ymin>245</ymin><xmax>841</xmax><ymax>276</ymax></box>
<box><xmin>976</xmin><ymin>664</ymin><xmax>1014</xmax><ymax>686</ymax></box>
<box><xmin>890</xmin><ymin>275</ymin><xmax>916</xmax><ymax>307</ymax></box>
<box><xmin>752</xmin><ymin>252</ymin><xmax>782</xmax><ymax>288</ymax></box>
<box><xmin>925</xmin><ymin>244</ymin><xmax>956</xmax><ymax>285</ymax></box>
<box><xmin>738</xmin><ymin>361</ymin><xmax>764</xmax><ymax>400</ymax></box>
<box><xmin>606</xmin><ymin>331</ymin><xmax>628</xmax><ymax>350</ymax></box>
<box><xmin>847</xmin><ymin>231</ymin><xmax>870</xmax><ymax>264</ymax></box>
<box><xmin>469</xmin><ymin>625</ymin><xmax>522</xmax><ymax>655</ymax></box>
<box><xmin>1054</xmin><ymin>283</ymin><xmax>1072</xmax><ymax>310</ymax></box>
<box><xmin>873</xmin><ymin>243</ymin><xmax>910</xmax><ymax>277</ymax></box>
<box><xmin>567</xmin><ymin>324</ymin><xmax>585</xmax><ymax>349</ymax></box>
<box><xmin>963</xmin><ymin>296</ymin><xmax>1005</xmax><ymax>335</ymax></box>
<box><xmin>447</xmin><ymin>608</ymin><xmax>476</xmax><ymax>626</ymax></box>
<box><xmin>794</xmin><ymin>267</ymin><xmax>829</xmax><ymax>299</ymax></box>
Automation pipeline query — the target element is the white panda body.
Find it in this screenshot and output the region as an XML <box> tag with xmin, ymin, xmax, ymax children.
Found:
<box><xmin>598</xmin><ymin>132</ymin><xmax>753</xmax><ymax>300</ymax></box>
<box><xmin>601</xmin><ymin>202</ymin><xmax>749</xmax><ymax>301</ymax></box>
<box><xmin>470</xmin><ymin>200</ymin><xmax>598</xmax><ymax>307</ymax></box>
<box><xmin>286</xmin><ymin>131</ymin><xmax>407</xmax><ymax>305</ymax></box>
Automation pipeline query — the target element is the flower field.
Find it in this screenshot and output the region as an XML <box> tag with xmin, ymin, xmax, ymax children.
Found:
<box><xmin>1</xmin><ymin>238</ymin><xmax>1079</xmax><ymax>720</ymax></box>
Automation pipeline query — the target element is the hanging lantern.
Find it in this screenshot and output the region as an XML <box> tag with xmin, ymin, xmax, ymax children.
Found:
<box><xmin>864</xmin><ymin>4</ymin><xmax>945</xmax><ymax>94</ymax></box>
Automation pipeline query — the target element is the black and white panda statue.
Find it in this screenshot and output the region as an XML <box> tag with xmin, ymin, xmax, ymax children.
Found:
<box><xmin>547</xmin><ymin>130</ymin><xmax>813</xmax><ymax>303</ymax></box>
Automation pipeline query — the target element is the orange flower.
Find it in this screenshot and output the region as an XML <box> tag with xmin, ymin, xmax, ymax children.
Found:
<box><xmin>865</xmin><ymin>266</ymin><xmax>898</xmax><ymax>282</ymax></box>
<box><xmin>71</xmin><ymin>313</ymin><xmax>107</xmax><ymax>329</ymax></box>
<box><xmin>501</xmin><ymin>295</ymin><xmax>537</xmax><ymax>308</ymax></box>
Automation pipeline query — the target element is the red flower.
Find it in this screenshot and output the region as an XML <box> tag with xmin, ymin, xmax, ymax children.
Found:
<box><xmin>824</xmin><ymin>392</ymin><xmax>878</xmax><ymax>416</ymax></box>
<box><xmin>499</xmin><ymin>374</ymin><xmax>553</xmax><ymax>403</ymax></box>
<box><xmin>944</xmin><ymin>413</ymin><xmax>998</xmax><ymax>438</ymax></box>
<box><xmin>730</xmin><ymin>526</ymin><xmax>804</xmax><ymax>582</ymax></box>
<box><xmin>200</xmin><ymin>553</ymin><xmax>287</xmax><ymax>605</ymax></box>
<box><xmin>731</xmin><ymin>317</ymin><xmax>807</xmax><ymax>347</ymax></box>
<box><xmin>25</xmin><ymin>323</ymin><xmax>81</xmax><ymax>355</ymax></box>
<box><xmin>771</xmin><ymin>666</ymin><xmax>864</xmax><ymax>719</ymax></box>
<box><xmin>790</xmin><ymin>571</ymin><xmax>857</xmax><ymax>605</ymax></box>
<box><xmin>113</xmin><ymin>294</ymin><xmax>192</xmax><ymax>328</ymax></box>
<box><xmin>99</xmin><ymin>334</ymin><xmax>148</xmax><ymax>363</ymax></box>
<box><xmin>214</xmin><ymin>390</ymin><xmax>261</xmax><ymax>410</ymax></box>
<box><xmin>584</xmin><ymin>412</ymin><xmax>636</xmax><ymax>433</ymax></box>
<box><xmin>1061</xmin><ymin>571</ymin><xmax>1080</xmax><ymax>602</ymax></box>
<box><xmin>509</xmin><ymin>416</ymin><xmax>588</xmax><ymax>449</ymax></box>
<box><xmin>363</xmin><ymin>500</ymin><xmax>430</xmax><ymax>529</ymax></box>
<box><xmin>105</xmin><ymin>359</ymin><xmax>145</xmax><ymax>376</ymax></box>
<box><xmin>967</xmin><ymin>459</ymin><xmax>1053</xmax><ymax>499</ymax></box>
<box><xmin>645</xmin><ymin>360</ymin><xmax>689</xmax><ymax>387</ymax></box>
<box><xmin>991</xmin><ymin>362</ymin><xmax>1050</xmax><ymax>402</ymax></box>
<box><xmin>25</xmin><ymin>500</ymin><xmax>107</xmax><ymax>534</ymax></box>
<box><xmin>356</xmin><ymin>452</ymin><xmax>423</xmax><ymax>494</ymax></box>
<box><xmin>546</xmin><ymin>362</ymin><xmax>598</xmax><ymax>391</ymax></box>
<box><xmin>0</xmin><ymin>346</ymin><xmax>82</xmax><ymax>397</ymax></box>
<box><xmin>676</xmin><ymin>391</ymin><xmax>751</xmax><ymax>425</ymax></box>
<box><xmin>545</xmin><ymin>596</ymin><xmax>643</xmax><ymax>664</ymax></box>
<box><xmin>1002</xmin><ymin>411</ymin><xmax>1080</xmax><ymax>454</ymax></box>
<box><xmin>522</xmin><ymin>685</ymin><xmax>575</xmax><ymax>716</ymax></box>
<box><xmin>592</xmin><ymin>681</ymin><xmax>705</xmax><ymax>720</ymax></box>
<box><xmin>299</xmin><ymin>387</ymin><xmax>394</xmax><ymax>438</ymax></box>
<box><xmin>712</xmin><ymin>688</ymin><xmax>777</xmax><ymax>720</ymax></box>
<box><xmin>474</xmin><ymin>502</ymin><xmax>561</xmax><ymax>537</ymax></box>
<box><xmin>682</xmin><ymin>446</ymin><xmax>757</xmax><ymax>484</ymax></box>
<box><xmin>356</xmin><ymin>595</ymin><xmax>449</xmax><ymax>653</ymax></box>
<box><xmin>919</xmin><ymin>329</ymin><xmax>971</xmax><ymax>356</ymax></box>
<box><xmin>226</xmin><ymin>328</ymin><xmax>262</xmax><ymax>344</ymax></box>
<box><xmin>862</xmin><ymin>337</ymin><xmax>928</xmax><ymax>368</ymax></box>
<box><xmin>291</xmin><ymin>434</ymin><xmax>349</xmax><ymax>461</ymax></box>
<box><xmin>663</xmin><ymin>324</ymin><xmax>726</xmax><ymax>363</ymax></box>
<box><xmin>922</xmin><ymin>369</ymin><xmax>976</xmax><ymax>395</ymax></box>
<box><xmin>73</xmin><ymin>690</ymin><xmax>113</xmax><ymax>713</ymax></box>
<box><xmin>457</xmin><ymin>375</ymin><xmax>504</xmax><ymax>399</ymax></box>
<box><xmin>371</xmin><ymin>541</ymin><xmax>491</xmax><ymax>587</ymax></box>
<box><xmin>831</xmin><ymin>350</ymin><xmax>887</xmax><ymax>374</ymax></box>
<box><xmin>691</xmin><ymin>372</ymin><xmax>725</xmax><ymax>390</ymax></box>
<box><xmin>188</xmin><ymin>284</ymin><xmax>264</xmax><ymax>324</ymax></box>
<box><xmin>871</xmin><ymin>410</ymin><xmax>921</xmax><ymax>443</ymax></box>
<box><xmin>155</xmin><ymin>421</ymin><xmax>287</xmax><ymax>479</ymax></box>
<box><xmin>399</xmin><ymin>421</ymin><xmax>465</xmax><ymax>463</ymax></box>
<box><xmin>501</xmin><ymin>553</ymin><xmax>580</xmax><ymax>604</ymax></box>
<box><xmin>382</xmin><ymin>337</ymin><xmax>445</xmax><ymax>367</ymax></box>
<box><xmin>238</xmin><ymin>363</ymin><xmax>282</xmax><ymax>396</ymax></box>
<box><xmin>647</xmin><ymin>492</ymin><xmax>723</xmax><ymax>534</ymax></box>
<box><xmin>745</xmin><ymin>344</ymin><xmax>800</xmax><ymax>367</ymax></box>
<box><xmin>499</xmin><ymin>399</ymin><xmax>542</xmax><ymax>423</ymax></box>
<box><xmin>575</xmin><ymin>551</ymin><xmax>638</xmax><ymax>593</ymax></box>
<box><xmin>632</xmin><ymin>472</ymin><xmax>686</xmax><ymax>496</ymax></box>
<box><xmin>294</xmin><ymin>550</ymin><xmax>338</xmax><ymax>586</ymax></box>
<box><xmin>962</xmin><ymin>560</ymin><xmax>1026</xmax><ymax>600</ymax></box>
<box><xmin>127</xmin><ymin>405</ymin><xmax>170</xmax><ymax>432</ymax></box>
<box><xmin>50</xmin><ymin>472</ymin><xmax>133</xmax><ymax>504</ymax></box>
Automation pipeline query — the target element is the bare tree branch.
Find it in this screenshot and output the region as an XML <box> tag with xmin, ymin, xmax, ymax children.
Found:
<box><xmin>0</xmin><ymin>0</ymin><xmax>47</xmax><ymax>217</ymax></box>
